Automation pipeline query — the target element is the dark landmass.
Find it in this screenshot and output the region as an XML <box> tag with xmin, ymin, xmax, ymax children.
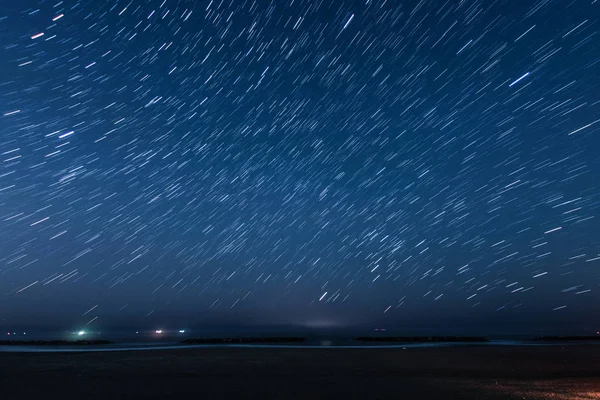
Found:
<box><xmin>534</xmin><ymin>335</ymin><xmax>600</xmax><ymax>341</ymax></box>
<box><xmin>355</xmin><ymin>336</ymin><xmax>489</xmax><ymax>343</ymax></box>
<box><xmin>0</xmin><ymin>340</ymin><xmax>113</xmax><ymax>346</ymax></box>
<box><xmin>0</xmin><ymin>345</ymin><xmax>598</xmax><ymax>399</ymax></box>
<box><xmin>181</xmin><ymin>336</ymin><xmax>306</xmax><ymax>344</ymax></box>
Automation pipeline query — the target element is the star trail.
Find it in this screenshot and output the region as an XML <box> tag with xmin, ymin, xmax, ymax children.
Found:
<box><xmin>0</xmin><ymin>0</ymin><xmax>599</xmax><ymax>331</ymax></box>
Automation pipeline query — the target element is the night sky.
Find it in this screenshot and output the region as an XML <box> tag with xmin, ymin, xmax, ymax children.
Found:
<box><xmin>1</xmin><ymin>0</ymin><xmax>599</xmax><ymax>334</ymax></box>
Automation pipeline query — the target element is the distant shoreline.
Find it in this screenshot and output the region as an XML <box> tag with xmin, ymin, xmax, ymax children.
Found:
<box><xmin>181</xmin><ymin>337</ymin><xmax>306</xmax><ymax>344</ymax></box>
<box><xmin>0</xmin><ymin>340</ymin><xmax>114</xmax><ymax>346</ymax></box>
<box><xmin>0</xmin><ymin>335</ymin><xmax>599</xmax><ymax>351</ymax></box>
<box><xmin>355</xmin><ymin>336</ymin><xmax>489</xmax><ymax>343</ymax></box>
<box><xmin>533</xmin><ymin>336</ymin><xmax>600</xmax><ymax>342</ymax></box>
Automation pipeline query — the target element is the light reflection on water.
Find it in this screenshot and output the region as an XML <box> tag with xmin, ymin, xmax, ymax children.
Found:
<box><xmin>0</xmin><ymin>339</ymin><xmax>576</xmax><ymax>353</ymax></box>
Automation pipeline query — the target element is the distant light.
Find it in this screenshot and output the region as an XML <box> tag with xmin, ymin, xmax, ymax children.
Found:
<box><xmin>77</xmin><ymin>330</ymin><xmax>86</xmax><ymax>336</ymax></box>
<box><xmin>155</xmin><ymin>330</ymin><xmax>163</xmax><ymax>334</ymax></box>
<box><xmin>179</xmin><ymin>330</ymin><xmax>185</xmax><ymax>333</ymax></box>
<box><xmin>6</xmin><ymin>332</ymin><xmax>9</xmax><ymax>336</ymax></box>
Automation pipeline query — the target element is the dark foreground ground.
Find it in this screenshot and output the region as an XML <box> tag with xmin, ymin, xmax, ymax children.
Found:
<box><xmin>1</xmin><ymin>345</ymin><xmax>599</xmax><ymax>399</ymax></box>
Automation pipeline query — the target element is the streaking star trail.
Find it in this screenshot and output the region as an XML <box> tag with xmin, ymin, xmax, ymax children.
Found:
<box><xmin>0</xmin><ymin>0</ymin><xmax>599</xmax><ymax>332</ymax></box>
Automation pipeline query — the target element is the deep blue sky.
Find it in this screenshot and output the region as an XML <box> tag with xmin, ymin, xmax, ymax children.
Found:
<box><xmin>0</xmin><ymin>0</ymin><xmax>599</xmax><ymax>334</ymax></box>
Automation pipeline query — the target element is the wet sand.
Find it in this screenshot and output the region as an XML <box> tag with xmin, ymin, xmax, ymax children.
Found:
<box><xmin>1</xmin><ymin>345</ymin><xmax>599</xmax><ymax>399</ymax></box>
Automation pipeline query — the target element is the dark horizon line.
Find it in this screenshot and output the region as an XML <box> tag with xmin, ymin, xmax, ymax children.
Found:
<box><xmin>2</xmin><ymin>323</ymin><xmax>598</xmax><ymax>337</ymax></box>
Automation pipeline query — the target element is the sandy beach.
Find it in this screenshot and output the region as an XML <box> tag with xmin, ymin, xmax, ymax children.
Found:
<box><xmin>1</xmin><ymin>344</ymin><xmax>599</xmax><ymax>399</ymax></box>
